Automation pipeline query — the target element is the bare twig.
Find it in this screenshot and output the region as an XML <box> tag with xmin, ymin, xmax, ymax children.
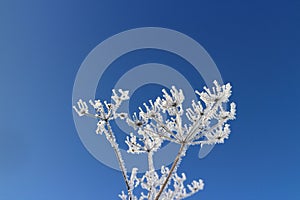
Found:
<box><xmin>154</xmin><ymin>143</ymin><xmax>186</xmax><ymax>200</ymax></box>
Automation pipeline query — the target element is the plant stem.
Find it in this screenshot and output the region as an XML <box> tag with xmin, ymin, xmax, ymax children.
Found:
<box><xmin>106</xmin><ymin>121</ymin><xmax>133</xmax><ymax>200</ymax></box>
<box><xmin>154</xmin><ymin>144</ymin><xmax>186</xmax><ymax>200</ymax></box>
<box><xmin>147</xmin><ymin>151</ymin><xmax>154</xmax><ymax>199</ymax></box>
<box><xmin>148</xmin><ymin>151</ymin><xmax>154</xmax><ymax>172</ymax></box>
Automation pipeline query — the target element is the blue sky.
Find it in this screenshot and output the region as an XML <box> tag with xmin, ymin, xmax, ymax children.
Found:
<box><xmin>0</xmin><ymin>0</ymin><xmax>299</xmax><ymax>199</ymax></box>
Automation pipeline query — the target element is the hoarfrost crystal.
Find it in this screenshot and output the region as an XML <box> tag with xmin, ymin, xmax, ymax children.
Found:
<box><xmin>73</xmin><ymin>81</ymin><xmax>236</xmax><ymax>200</ymax></box>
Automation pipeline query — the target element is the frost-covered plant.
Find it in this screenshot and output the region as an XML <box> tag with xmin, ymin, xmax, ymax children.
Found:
<box><xmin>73</xmin><ymin>81</ymin><xmax>236</xmax><ymax>200</ymax></box>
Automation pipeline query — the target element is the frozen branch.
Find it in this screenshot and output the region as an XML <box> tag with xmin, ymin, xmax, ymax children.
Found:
<box><xmin>73</xmin><ymin>81</ymin><xmax>236</xmax><ymax>200</ymax></box>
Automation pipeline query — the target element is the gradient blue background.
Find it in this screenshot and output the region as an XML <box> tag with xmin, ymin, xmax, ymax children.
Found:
<box><xmin>1</xmin><ymin>0</ymin><xmax>299</xmax><ymax>199</ymax></box>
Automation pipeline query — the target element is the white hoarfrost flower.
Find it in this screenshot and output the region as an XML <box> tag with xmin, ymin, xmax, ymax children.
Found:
<box><xmin>96</xmin><ymin>120</ymin><xmax>106</xmax><ymax>135</ymax></box>
<box><xmin>73</xmin><ymin>99</ymin><xmax>89</xmax><ymax>116</ymax></box>
<box><xmin>197</xmin><ymin>80</ymin><xmax>232</xmax><ymax>105</ymax></box>
<box><xmin>156</xmin><ymin>86</ymin><xmax>184</xmax><ymax>116</ymax></box>
<box><xmin>139</xmin><ymin>100</ymin><xmax>162</xmax><ymax>121</ymax></box>
<box><xmin>126</xmin><ymin>112</ymin><xmax>148</xmax><ymax>130</ymax></box>
<box><xmin>125</xmin><ymin>133</ymin><xmax>144</xmax><ymax>154</ymax></box>
<box><xmin>186</xmin><ymin>100</ymin><xmax>204</xmax><ymax>122</ymax></box>
<box><xmin>89</xmin><ymin>99</ymin><xmax>103</xmax><ymax>110</ymax></box>
<box><xmin>112</xmin><ymin>89</ymin><xmax>130</xmax><ymax>108</ymax></box>
<box><xmin>187</xmin><ymin>179</ymin><xmax>204</xmax><ymax>193</ymax></box>
<box><xmin>125</xmin><ymin>125</ymin><xmax>163</xmax><ymax>154</ymax></box>
<box><xmin>73</xmin><ymin>81</ymin><xmax>236</xmax><ymax>200</ymax></box>
<box><xmin>119</xmin><ymin>191</ymin><xmax>128</xmax><ymax>200</ymax></box>
<box><xmin>202</xmin><ymin>124</ymin><xmax>231</xmax><ymax>145</ymax></box>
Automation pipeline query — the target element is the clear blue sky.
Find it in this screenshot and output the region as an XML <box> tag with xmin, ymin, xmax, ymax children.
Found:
<box><xmin>0</xmin><ymin>0</ymin><xmax>299</xmax><ymax>199</ymax></box>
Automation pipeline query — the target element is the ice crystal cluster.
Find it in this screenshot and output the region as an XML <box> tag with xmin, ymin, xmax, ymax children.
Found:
<box><xmin>73</xmin><ymin>81</ymin><xmax>236</xmax><ymax>200</ymax></box>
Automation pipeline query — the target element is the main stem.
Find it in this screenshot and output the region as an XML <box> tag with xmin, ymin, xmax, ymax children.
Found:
<box><xmin>106</xmin><ymin>122</ymin><xmax>133</xmax><ymax>200</ymax></box>
<box><xmin>147</xmin><ymin>151</ymin><xmax>155</xmax><ymax>199</ymax></box>
<box><xmin>154</xmin><ymin>144</ymin><xmax>186</xmax><ymax>200</ymax></box>
<box><xmin>148</xmin><ymin>151</ymin><xmax>154</xmax><ymax>172</ymax></box>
